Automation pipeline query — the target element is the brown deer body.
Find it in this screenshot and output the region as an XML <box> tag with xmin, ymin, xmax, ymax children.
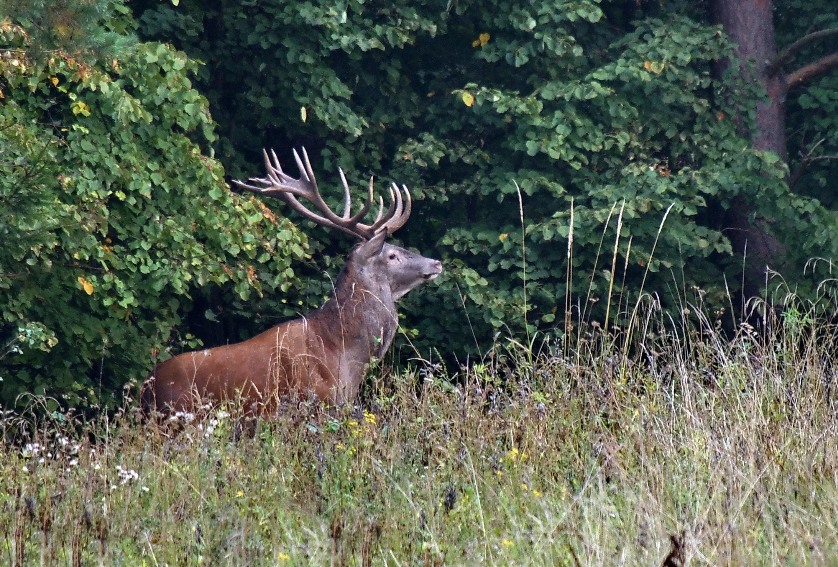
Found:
<box><xmin>142</xmin><ymin>149</ymin><xmax>442</xmax><ymax>414</ymax></box>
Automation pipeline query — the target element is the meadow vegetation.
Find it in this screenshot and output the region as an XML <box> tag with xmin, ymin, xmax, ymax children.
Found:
<box><xmin>4</xmin><ymin>5</ymin><xmax>838</xmax><ymax>565</ymax></box>
<box><xmin>1</xmin><ymin>299</ymin><xmax>836</xmax><ymax>566</ymax></box>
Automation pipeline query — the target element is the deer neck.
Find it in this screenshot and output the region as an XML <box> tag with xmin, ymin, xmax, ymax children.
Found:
<box><xmin>330</xmin><ymin>270</ymin><xmax>397</xmax><ymax>356</ymax></box>
<box><xmin>305</xmin><ymin>268</ymin><xmax>397</xmax><ymax>400</ymax></box>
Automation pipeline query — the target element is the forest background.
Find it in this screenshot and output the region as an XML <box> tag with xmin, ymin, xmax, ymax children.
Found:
<box><xmin>1</xmin><ymin>0</ymin><xmax>837</xmax><ymax>408</ymax></box>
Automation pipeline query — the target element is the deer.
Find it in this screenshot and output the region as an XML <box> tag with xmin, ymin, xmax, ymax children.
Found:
<box><xmin>141</xmin><ymin>147</ymin><xmax>442</xmax><ymax>416</ymax></box>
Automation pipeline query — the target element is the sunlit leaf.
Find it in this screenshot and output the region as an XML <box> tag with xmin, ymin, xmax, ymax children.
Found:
<box><xmin>643</xmin><ymin>60</ymin><xmax>665</xmax><ymax>74</ymax></box>
<box><xmin>71</xmin><ymin>101</ymin><xmax>91</xmax><ymax>116</ymax></box>
<box><xmin>77</xmin><ymin>276</ymin><xmax>94</xmax><ymax>295</ymax></box>
<box><xmin>472</xmin><ymin>32</ymin><xmax>491</xmax><ymax>47</ymax></box>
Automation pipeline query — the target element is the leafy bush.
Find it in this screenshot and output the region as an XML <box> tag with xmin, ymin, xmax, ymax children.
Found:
<box><xmin>0</xmin><ymin>20</ymin><xmax>307</xmax><ymax>407</ymax></box>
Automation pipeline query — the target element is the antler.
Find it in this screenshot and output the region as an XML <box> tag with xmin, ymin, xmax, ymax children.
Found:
<box><xmin>232</xmin><ymin>147</ymin><xmax>412</xmax><ymax>240</ymax></box>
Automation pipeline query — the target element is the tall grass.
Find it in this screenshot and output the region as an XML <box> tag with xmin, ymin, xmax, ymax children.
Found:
<box><xmin>3</xmin><ymin>204</ymin><xmax>837</xmax><ymax>565</ymax></box>
<box><xmin>1</xmin><ymin>297</ymin><xmax>837</xmax><ymax>565</ymax></box>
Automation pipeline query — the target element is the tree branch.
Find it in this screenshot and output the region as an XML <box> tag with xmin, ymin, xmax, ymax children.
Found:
<box><xmin>789</xmin><ymin>155</ymin><xmax>838</xmax><ymax>188</ymax></box>
<box><xmin>768</xmin><ymin>28</ymin><xmax>838</xmax><ymax>75</ymax></box>
<box><xmin>786</xmin><ymin>52</ymin><xmax>838</xmax><ymax>90</ymax></box>
<box><xmin>788</xmin><ymin>138</ymin><xmax>838</xmax><ymax>188</ymax></box>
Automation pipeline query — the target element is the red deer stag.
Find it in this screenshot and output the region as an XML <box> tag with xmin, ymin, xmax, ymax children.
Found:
<box><xmin>142</xmin><ymin>148</ymin><xmax>442</xmax><ymax>414</ymax></box>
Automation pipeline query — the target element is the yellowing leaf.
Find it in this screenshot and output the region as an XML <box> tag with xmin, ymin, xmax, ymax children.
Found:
<box><xmin>643</xmin><ymin>60</ymin><xmax>665</xmax><ymax>74</ymax></box>
<box><xmin>499</xmin><ymin>233</ymin><xmax>509</xmax><ymax>242</ymax></box>
<box><xmin>300</xmin><ymin>106</ymin><xmax>307</xmax><ymax>122</ymax></box>
<box><xmin>472</xmin><ymin>33</ymin><xmax>491</xmax><ymax>47</ymax></box>
<box><xmin>78</xmin><ymin>276</ymin><xmax>94</xmax><ymax>295</ymax></box>
<box><xmin>71</xmin><ymin>100</ymin><xmax>91</xmax><ymax>117</ymax></box>
<box><xmin>462</xmin><ymin>92</ymin><xmax>475</xmax><ymax>107</ymax></box>
<box><xmin>50</xmin><ymin>76</ymin><xmax>58</xmax><ymax>86</ymax></box>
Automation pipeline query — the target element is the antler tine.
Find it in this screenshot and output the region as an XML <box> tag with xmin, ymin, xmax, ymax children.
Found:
<box><xmin>369</xmin><ymin>185</ymin><xmax>400</xmax><ymax>233</ymax></box>
<box><xmin>258</xmin><ymin>148</ymin><xmax>282</xmax><ymax>187</ymax></box>
<box><xmin>380</xmin><ymin>184</ymin><xmax>412</xmax><ymax>234</ymax></box>
<box><xmin>349</xmin><ymin>176</ymin><xmax>374</xmax><ymax>224</ymax></box>
<box><xmin>292</xmin><ymin>148</ymin><xmax>312</xmax><ymax>183</ymax></box>
<box><xmin>368</xmin><ymin>183</ymin><xmax>411</xmax><ymax>234</ymax></box>
<box><xmin>268</xmin><ymin>148</ymin><xmax>284</xmax><ymax>175</ymax></box>
<box><xmin>337</xmin><ymin>170</ymin><xmax>374</xmax><ymax>224</ymax></box>
<box><xmin>290</xmin><ymin>148</ymin><xmax>343</xmax><ymax>222</ymax></box>
<box><xmin>337</xmin><ymin>168</ymin><xmax>352</xmax><ymax>219</ymax></box>
<box><xmin>373</xmin><ymin>194</ymin><xmax>386</xmax><ymax>224</ymax></box>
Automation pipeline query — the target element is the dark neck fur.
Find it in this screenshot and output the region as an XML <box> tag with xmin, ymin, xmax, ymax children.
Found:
<box><xmin>311</xmin><ymin>262</ymin><xmax>398</xmax><ymax>357</ymax></box>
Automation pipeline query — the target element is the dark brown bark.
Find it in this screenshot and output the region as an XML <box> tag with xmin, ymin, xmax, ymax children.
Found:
<box><xmin>768</xmin><ymin>28</ymin><xmax>838</xmax><ymax>77</ymax></box>
<box><xmin>712</xmin><ymin>0</ymin><xmax>788</xmax><ymax>294</ymax></box>
<box><xmin>786</xmin><ymin>52</ymin><xmax>838</xmax><ymax>90</ymax></box>
<box><xmin>712</xmin><ymin>0</ymin><xmax>788</xmax><ymax>157</ymax></box>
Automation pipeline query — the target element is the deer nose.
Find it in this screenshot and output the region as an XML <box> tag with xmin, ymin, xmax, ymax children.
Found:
<box><xmin>424</xmin><ymin>260</ymin><xmax>443</xmax><ymax>279</ymax></box>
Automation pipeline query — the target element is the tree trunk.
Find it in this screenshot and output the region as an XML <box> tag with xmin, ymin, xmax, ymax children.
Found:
<box><xmin>711</xmin><ymin>0</ymin><xmax>788</xmax><ymax>294</ymax></box>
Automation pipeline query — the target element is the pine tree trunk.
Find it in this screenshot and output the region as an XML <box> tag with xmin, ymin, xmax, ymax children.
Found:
<box><xmin>711</xmin><ymin>0</ymin><xmax>788</xmax><ymax>294</ymax></box>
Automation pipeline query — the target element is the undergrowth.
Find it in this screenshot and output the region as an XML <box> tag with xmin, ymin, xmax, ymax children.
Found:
<box><xmin>1</xmin><ymin>298</ymin><xmax>837</xmax><ymax>566</ymax></box>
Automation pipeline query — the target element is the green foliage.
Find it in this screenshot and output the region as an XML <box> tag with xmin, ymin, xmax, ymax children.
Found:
<box><xmin>775</xmin><ymin>1</ymin><xmax>838</xmax><ymax>206</ymax></box>
<box><xmin>134</xmin><ymin>1</ymin><xmax>838</xmax><ymax>355</ymax></box>
<box><xmin>1</xmin><ymin>0</ymin><xmax>136</xmax><ymax>59</ymax></box>
<box><xmin>134</xmin><ymin>0</ymin><xmax>444</xmax><ymax>176</ymax></box>
<box><xmin>5</xmin><ymin>0</ymin><xmax>838</xmax><ymax>405</ymax></box>
<box><xmin>0</xmin><ymin>20</ymin><xmax>307</xmax><ymax>407</ymax></box>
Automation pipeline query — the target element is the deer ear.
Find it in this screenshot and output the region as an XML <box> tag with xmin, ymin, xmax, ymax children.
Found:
<box><xmin>358</xmin><ymin>229</ymin><xmax>388</xmax><ymax>260</ymax></box>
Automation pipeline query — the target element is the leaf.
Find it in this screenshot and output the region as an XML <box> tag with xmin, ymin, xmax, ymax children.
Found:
<box><xmin>77</xmin><ymin>276</ymin><xmax>94</xmax><ymax>295</ymax></box>
<box><xmin>643</xmin><ymin>60</ymin><xmax>665</xmax><ymax>74</ymax></box>
<box><xmin>462</xmin><ymin>92</ymin><xmax>475</xmax><ymax>107</ymax></box>
<box><xmin>71</xmin><ymin>101</ymin><xmax>91</xmax><ymax>116</ymax></box>
<box><xmin>472</xmin><ymin>33</ymin><xmax>491</xmax><ymax>47</ymax></box>
<box><xmin>300</xmin><ymin>106</ymin><xmax>307</xmax><ymax>122</ymax></box>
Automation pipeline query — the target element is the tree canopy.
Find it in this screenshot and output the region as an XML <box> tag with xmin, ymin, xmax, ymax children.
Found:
<box><xmin>2</xmin><ymin>0</ymin><xmax>837</xmax><ymax>407</ymax></box>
